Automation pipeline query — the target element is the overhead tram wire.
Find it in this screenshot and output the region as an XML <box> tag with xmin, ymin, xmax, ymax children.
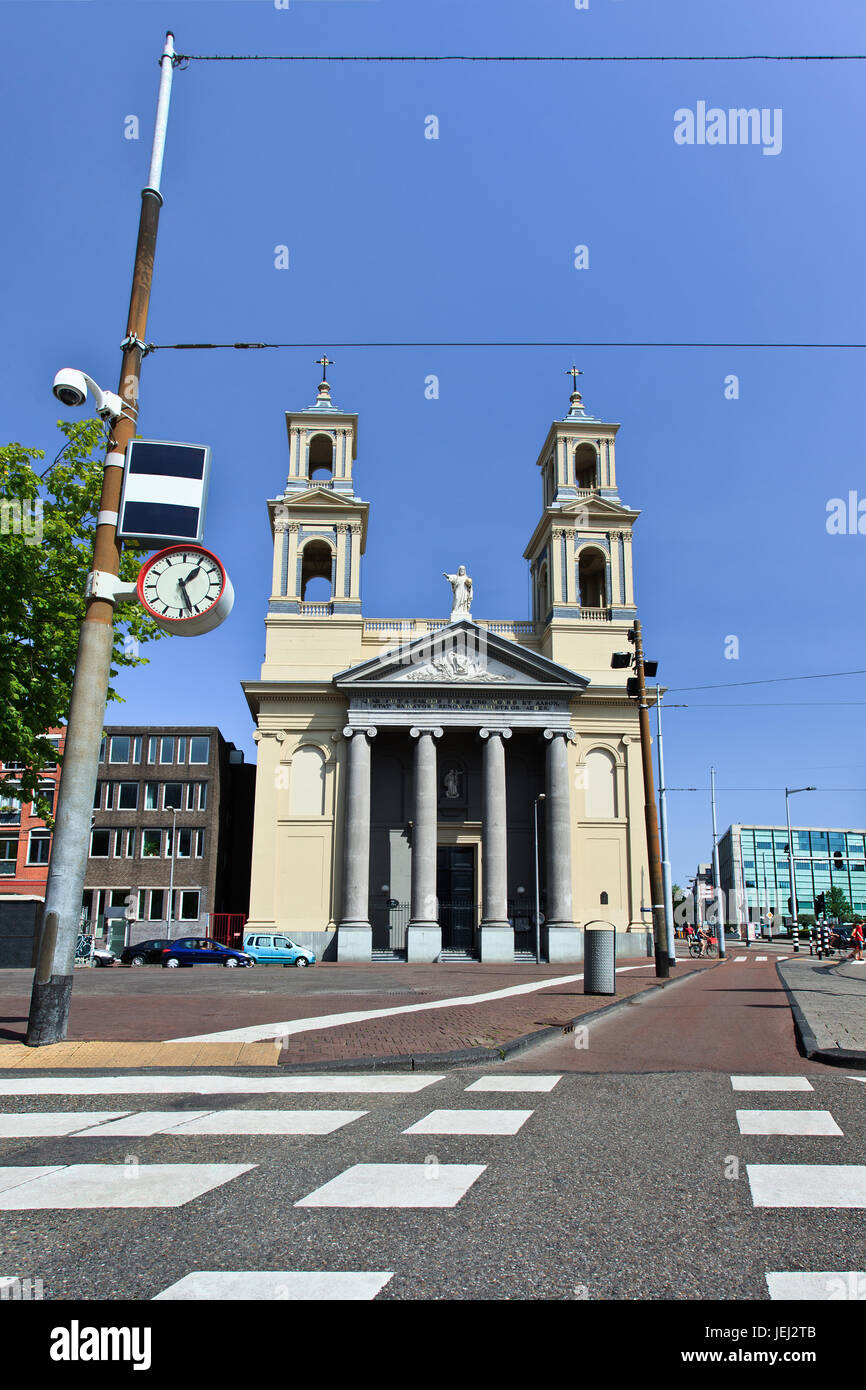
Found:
<box><xmin>174</xmin><ymin>53</ymin><xmax>866</xmax><ymax>64</ymax></box>
<box><xmin>143</xmin><ymin>341</ymin><xmax>866</xmax><ymax>352</ymax></box>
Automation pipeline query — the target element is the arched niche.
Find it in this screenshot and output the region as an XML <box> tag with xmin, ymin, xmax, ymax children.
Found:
<box><xmin>584</xmin><ymin>747</ymin><xmax>617</xmax><ymax>818</ymax></box>
<box><xmin>290</xmin><ymin>744</ymin><xmax>327</xmax><ymax>815</ymax></box>
<box><xmin>308</xmin><ymin>433</ymin><xmax>334</xmax><ymax>482</ymax></box>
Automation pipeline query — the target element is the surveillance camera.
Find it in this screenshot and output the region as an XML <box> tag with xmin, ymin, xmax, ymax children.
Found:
<box><xmin>52</xmin><ymin>367</ymin><xmax>125</xmax><ymax>422</ymax></box>
<box><xmin>52</xmin><ymin>368</ymin><xmax>88</xmax><ymax>409</ymax></box>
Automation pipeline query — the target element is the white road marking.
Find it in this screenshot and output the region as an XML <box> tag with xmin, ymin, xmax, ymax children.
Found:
<box><xmin>0</xmin><ymin>1112</ymin><xmax>130</xmax><ymax>1138</ymax></box>
<box><xmin>73</xmin><ymin>1112</ymin><xmax>213</xmax><ymax>1137</ymax></box>
<box><xmin>734</xmin><ymin>956</ymin><xmax>747</xmax><ymax>962</ymax></box>
<box><xmin>172</xmin><ymin>967</ymin><xmax>653</xmax><ymax>1044</ymax></box>
<box><xmin>0</xmin><ymin>1163</ymin><xmax>256</xmax><ymax>1210</ymax></box>
<box><xmin>0</xmin><ymin>1074</ymin><xmax>445</xmax><ymax>1097</ymax></box>
<box><xmin>0</xmin><ymin>1167</ymin><xmax>64</xmax><ymax>1195</ymax></box>
<box><xmin>465</xmin><ymin>1076</ymin><xmax>562</xmax><ymax>1093</ymax></box>
<box><xmin>153</xmin><ymin>1271</ymin><xmax>394</xmax><ymax>1301</ymax></box>
<box><xmin>755</xmin><ymin>956</ymin><xmax>768</xmax><ymax>962</ymax></box>
<box><xmin>766</xmin><ymin>1271</ymin><xmax>866</xmax><ymax>1300</ymax></box>
<box><xmin>731</xmin><ymin>1076</ymin><xmax>814</xmax><ymax>1092</ymax></box>
<box><xmin>296</xmin><ymin>1163</ymin><xmax>487</xmax><ymax>1209</ymax></box>
<box><xmin>402</xmin><ymin>1109</ymin><xmax>533</xmax><ymax>1135</ymax></box>
<box><xmin>166</xmin><ymin>1110</ymin><xmax>366</xmax><ymax>1135</ymax></box>
<box><xmin>747</xmin><ymin>1165</ymin><xmax>866</xmax><ymax>1208</ymax></box>
<box><xmin>736</xmin><ymin>1110</ymin><xmax>843</xmax><ymax>1137</ymax></box>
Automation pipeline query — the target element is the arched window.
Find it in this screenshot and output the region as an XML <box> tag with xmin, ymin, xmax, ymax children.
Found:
<box><xmin>574</xmin><ymin>442</ymin><xmax>598</xmax><ymax>489</ymax></box>
<box><xmin>300</xmin><ymin>540</ymin><xmax>333</xmax><ymax>601</ymax></box>
<box><xmin>308</xmin><ymin>433</ymin><xmax>334</xmax><ymax>482</ymax></box>
<box><xmin>578</xmin><ymin>547</ymin><xmax>607</xmax><ymax>608</ymax></box>
<box><xmin>290</xmin><ymin>745</ymin><xmax>326</xmax><ymax>815</ymax></box>
<box><xmin>585</xmin><ymin>748</ymin><xmax>617</xmax><ymax>818</ymax></box>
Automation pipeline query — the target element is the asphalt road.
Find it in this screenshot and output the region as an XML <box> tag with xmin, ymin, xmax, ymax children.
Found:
<box><xmin>0</xmin><ymin>950</ymin><xmax>861</xmax><ymax>1310</ymax></box>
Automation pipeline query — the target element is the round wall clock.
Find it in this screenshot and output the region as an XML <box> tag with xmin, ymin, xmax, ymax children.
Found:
<box><xmin>136</xmin><ymin>544</ymin><xmax>234</xmax><ymax>636</ymax></box>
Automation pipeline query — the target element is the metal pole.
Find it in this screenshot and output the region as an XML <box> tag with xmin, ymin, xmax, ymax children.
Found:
<box><xmin>632</xmin><ymin>621</ymin><xmax>668</xmax><ymax>977</ymax></box>
<box><xmin>26</xmin><ymin>32</ymin><xmax>177</xmax><ymax>1045</ymax></box>
<box><xmin>533</xmin><ymin>794</ymin><xmax>545</xmax><ymax>966</ymax></box>
<box><xmin>710</xmin><ymin>766</ymin><xmax>727</xmax><ymax>960</ymax></box>
<box><xmin>655</xmin><ymin>684</ymin><xmax>676</xmax><ymax>968</ymax></box>
<box><xmin>167</xmin><ymin>806</ymin><xmax>177</xmax><ymax>940</ymax></box>
<box><xmin>786</xmin><ymin>791</ymin><xmax>799</xmax><ymax>953</ymax></box>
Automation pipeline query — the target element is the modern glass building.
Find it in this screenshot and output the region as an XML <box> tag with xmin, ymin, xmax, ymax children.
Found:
<box><xmin>718</xmin><ymin>824</ymin><xmax>866</xmax><ymax>923</ymax></box>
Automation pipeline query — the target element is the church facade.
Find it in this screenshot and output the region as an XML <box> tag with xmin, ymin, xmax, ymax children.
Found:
<box><xmin>242</xmin><ymin>374</ymin><xmax>653</xmax><ymax>963</ymax></box>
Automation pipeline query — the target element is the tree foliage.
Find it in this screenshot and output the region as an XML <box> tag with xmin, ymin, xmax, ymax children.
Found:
<box><xmin>0</xmin><ymin>419</ymin><xmax>165</xmax><ymax>820</ymax></box>
<box><xmin>826</xmin><ymin>885</ymin><xmax>854</xmax><ymax>923</ymax></box>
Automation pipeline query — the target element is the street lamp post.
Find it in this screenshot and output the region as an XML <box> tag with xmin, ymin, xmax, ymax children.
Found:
<box><xmin>710</xmin><ymin>767</ymin><xmax>727</xmax><ymax>960</ymax></box>
<box><xmin>786</xmin><ymin>786</ymin><xmax>816</xmax><ymax>953</ymax></box>
<box><xmin>533</xmin><ymin>794</ymin><xmax>545</xmax><ymax>966</ymax></box>
<box><xmin>167</xmin><ymin>806</ymin><xmax>177</xmax><ymax>940</ymax></box>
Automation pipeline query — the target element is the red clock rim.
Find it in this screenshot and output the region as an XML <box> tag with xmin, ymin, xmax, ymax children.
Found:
<box><xmin>136</xmin><ymin>544</ymin><xmax>227</xmax><ymax>623</ymax></box>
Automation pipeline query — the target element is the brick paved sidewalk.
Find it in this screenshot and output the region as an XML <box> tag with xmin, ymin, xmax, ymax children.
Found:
<box><xmin>0</xmin><ymin>959</ymin><xmax>710</xmax><ymax>1068</ymax></box>
<box><xmin>778</xmin><ymin>955</ymin><xmax>866</xmax><ymax>1060</ymax></box>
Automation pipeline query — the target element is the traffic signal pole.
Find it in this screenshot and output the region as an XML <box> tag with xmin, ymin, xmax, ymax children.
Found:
<box><xmin>26</xmin><ymin>32</ymin><xmax>177</xmax><ymax>1045</ymax></box>
<box><xmin>633</xmin><ymin>621</ymin><xmax>669</xmax><ymax>978</ymax></box>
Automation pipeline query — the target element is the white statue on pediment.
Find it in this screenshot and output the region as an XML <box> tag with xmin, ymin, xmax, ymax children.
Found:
<box><xmin>443</xmin><ymin>565</ymin><xmax>472</xmax><ymax>620</ymax></box>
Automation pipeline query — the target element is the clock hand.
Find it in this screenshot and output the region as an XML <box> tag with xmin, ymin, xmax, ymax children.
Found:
<box><xmin>177</xmin><ymin>578</ymin><xmax>192</xmax><ymax>612</ymax></box>
<box><xmin>183</xmin><ymin>566</ymin><xmax>201</xmax><ymax>582</ymax></box>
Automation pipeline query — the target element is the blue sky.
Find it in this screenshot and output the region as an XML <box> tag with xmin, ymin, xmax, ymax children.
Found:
<box><xmin>2</xmin><ymin>0</ymin><xmax>865</xmax><ymax>885</ymax></box>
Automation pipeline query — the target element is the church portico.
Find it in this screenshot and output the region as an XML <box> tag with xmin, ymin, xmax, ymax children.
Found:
<box><xmin>243</xmin><ymin>370</ymin><xmax>654</xmax><ymax>964</ymax></box>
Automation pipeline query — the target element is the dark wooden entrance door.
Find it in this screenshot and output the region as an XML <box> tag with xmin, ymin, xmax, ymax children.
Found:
<box><xmin>437</xmin><ymin>845</ymin><xmax>476</xmax><ymax>952</ymax></box>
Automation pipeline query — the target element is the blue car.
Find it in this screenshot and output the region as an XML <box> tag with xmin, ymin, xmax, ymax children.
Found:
<box><xmin>243</xmin><ymin>932</ymin><xmax>316</xmax><ymax>967</ymax></box>
<box><xmin>161</xmin><ymin>937</ymin><xmax>255</xmax><ymax>969</ymax></box>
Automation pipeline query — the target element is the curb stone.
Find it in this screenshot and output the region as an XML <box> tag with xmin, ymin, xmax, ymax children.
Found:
<box><xmin>776</xmin><ymin>961</ymin><xmax>866</xmax><ymax>1071</ymax></box>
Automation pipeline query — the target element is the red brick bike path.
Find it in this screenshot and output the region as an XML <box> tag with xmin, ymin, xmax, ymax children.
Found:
<box><xmin>0</xmin><ymin>959</ymin><xmax>711</xmax><ymax>1061</ymax></box>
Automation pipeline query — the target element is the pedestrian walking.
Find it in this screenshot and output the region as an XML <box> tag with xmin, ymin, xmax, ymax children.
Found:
<box><xmin>850</xmin><ymin>921</ymin><xmax>864</xmax><ymax>962</ymax></box>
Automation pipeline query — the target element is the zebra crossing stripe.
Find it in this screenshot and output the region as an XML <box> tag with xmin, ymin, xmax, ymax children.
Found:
<box><xmin>736</xmin><ymin>1110</ymin><xmax>843</xmax><ymax>1137</ymax></box>
<box><xmin>464</xmin><ymin>1076</ymin><xmax>561</xmax><ymax>1093</ymax></box>
<box><xmin>153</xmin><ymin>1271</ymin><xmax>394</xmax><ymax>1300</ymax></box>
<box><xmin>296</xmin><ymin>1163</ymin><xmax>487</xmax><ymax>1209</ymax></box>
<box><xmin>0</xmin><ymin>1113</ymin><xmax>130</xmax><ymax>1138</ymax></box>
<box><xmin>731</xmin><ymin>1076</ymin><xmax>814</xmax><ymax>1092</ymax></box>
<box><xmin>402</xmin><ymin>1110</ymin><xmax>534</xmax><ymax>1135</ymax></box>
<box><xmin>748</xmin><ymin>1165</ymin><xmax>866</xmax><ymax>1208</ymax></box>
<box><xmin>766</xmin><ymin>1272</ymin><xmax>866</xmax><ymax>1300</ymax></box>
<box><xmin>0</xmin><ymin>1075</ymin><xmax>445</xmax><ymax>1097</ymax></box>
<box><xmin>0</xmin><ymin>1164</ymin><xmax>255</xmax><ymax>1210</ymax></box>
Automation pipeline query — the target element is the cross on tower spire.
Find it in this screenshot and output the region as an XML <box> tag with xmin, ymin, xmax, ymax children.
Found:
<box><xmin>315</xmin><ymin>354</ymin><xmax>334</xmax><ymax>384</ymax></box>
<box><xmin>566</xmin><ymin>365</ymin><xmax>583</xmax><ymax>392</ymax></box>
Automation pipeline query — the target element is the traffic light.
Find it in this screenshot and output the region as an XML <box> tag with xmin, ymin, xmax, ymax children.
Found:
<box><xmin>787</xmin><ymin>897</ymin><xmax>793</xmax><ymax>914</ymax></box>
<box><xmin>815</xmin><ymin>892</ymin><xmax>826</xmax><ymax>916</ymax></box>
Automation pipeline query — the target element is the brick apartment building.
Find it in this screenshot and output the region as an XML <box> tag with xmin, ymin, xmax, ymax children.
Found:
<box><xmin>86</xmin><ymin>726</ymin><xmax>254</xmax><ymax>941</ymax></box>
<box><xmin>0</xmin><ymin>726</ymin><xmax>254</xmax><ymax>944</ymax></box>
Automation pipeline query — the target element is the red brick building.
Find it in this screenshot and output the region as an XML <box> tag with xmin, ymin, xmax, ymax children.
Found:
<box><xmin>0</xmin><ymin>728</ymin><xmax>65</xmax><ymax>897</ymax></box>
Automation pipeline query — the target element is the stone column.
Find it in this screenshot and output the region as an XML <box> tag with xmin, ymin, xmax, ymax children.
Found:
<box><xmin>337</xmin><ymin>725</ymin><xmax>376</xmax><ymax>961</ymax></box>
<box><xmin>407</xmin><ymin>726</ymin><xmax>443</xmax><ymax>962</ymax></box>
<box><xmin>543</xmin><ymin>728</ymin><xmax>581</xmax><ymax>962</ymax></box>
<box><xmin>479</xmin><ymin>727</ymin><xmax>513</xmax><ymax>962</ymax></box>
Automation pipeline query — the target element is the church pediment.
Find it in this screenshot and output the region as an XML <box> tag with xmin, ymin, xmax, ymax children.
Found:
<box><xmin>334</xmin><ymin>619</ymin><xmax>588</xmax><ymax>691</ymax></box>
<box><xmin>560</xmin><ymin>494</ymin><xmax>638</xmax><ymax>522</ymax></box>
<box><xmin>276</xmin><ymin>488</ymin><xmax>362</xmax><ymax>510</ymax></box>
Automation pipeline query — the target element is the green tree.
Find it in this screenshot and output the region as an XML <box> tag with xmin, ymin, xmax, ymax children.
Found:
<box><xmin>0</xmin><ymin>419</ymin><xmax>165</xmax><ymax>820</ymax></box>
<box><xmin>826</xmin><ymin>885</ymin><xmax>854</xmax><ymax>923</ymax></box>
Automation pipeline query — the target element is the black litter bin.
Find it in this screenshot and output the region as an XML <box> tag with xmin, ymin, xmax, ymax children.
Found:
<box><xmin>584</xmin><ymin>921</ymin><xmax>616</xmax><ymax>995</ymax></box>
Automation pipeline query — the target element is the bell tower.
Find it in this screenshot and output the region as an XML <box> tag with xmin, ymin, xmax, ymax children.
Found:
<box><xmin>523</xmin><ymin>370</ymin><xmax>640</xmax><ymax>632</ymax></box>
<box><xmin>267</xmin><ymin>364</ymin><xmax>368</xmax><ymax>618</ymax></box>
